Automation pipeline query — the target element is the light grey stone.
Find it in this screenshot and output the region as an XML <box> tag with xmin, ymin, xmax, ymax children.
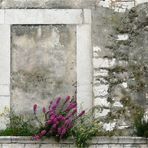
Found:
<box><xmin>24</xmin><ymin>144</ymin><xmax>39</xmax><ymax>148</ymax></box>
<box><xmin>4</xmin><ymin>9</ymin><xmax>83</xmax><ymax>25</ymax></box>
<box><xmin>76</xmin><ymin>24</ymin><xmax>92</xmax><ymax>111</ymax></box>
<box><xmin>0</xmin><ymin>25</ymin><xmax>10</xmax><ymax>84</ymax></box>
<box><xmin>0</xmin><ymin>10</ymin><xmax>4</xmax><ymax>24</ymax></box>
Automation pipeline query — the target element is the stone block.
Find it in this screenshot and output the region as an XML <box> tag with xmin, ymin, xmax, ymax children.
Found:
<box><xmin>95</xmin><ymin>108</ymin><xmax>110</xmax><ymax>118</ymax></box>
<box><xmin>77</xmin><ymin>24</ymin><xmax>92</xmax><ymax>111</ymax></box>
<box><xmin>0</xmin><ymin>85</ymin><xmax>9</xmax><ymax>96</ymax></box>
<box><xmin>24</xmin><ymin>144</ymin><xmax>40</xmax><ymax>148</ymax></box>
<box><xmin>2</xmin><ymin>144</ymin><xmax>24</xmax><ymax>148</ymax></box>
<box><xmin>0</xmin><ymin>25</ymin><xmax>10</xmax><ymax>84</ymax></box>
<box><xmin>93</xmin><ymin>58</ymin><xmax>115</xmax><ymax>68</ymax></box>
<box><xmin>93</xmin><ymin>85</ymin><xmax>109</xmax><ymax>97</ymax></box>
<box><xmin>116</xmin><ymin>34</ymin><xmax>129</xmax><ymax>41</ymax></box>
<box><xmin>40</xmin><ymin>144</ymin><xmax>61</xmax><ymax>148</ymax></box>
<box><xmin>94</xmin><ymin>97</ymin><xmax>109</xmax><ymax>107</ymax></box>
<box><xmin>0</xmin><ymin>10</ymin><xmax>4</xmax><ymax>24</ymax></box>
<box><xmin>4</xmin><ymin>9</ymin><xmax>83</xmax><ymax>24</ymax></box>
<box><xmin>94</xmin><ymin>69</ymin><xmax>108</xmax><ymax>77</ymax></box>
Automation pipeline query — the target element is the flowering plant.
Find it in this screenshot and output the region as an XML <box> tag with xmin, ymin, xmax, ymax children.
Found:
<box><xmin>33</xmin><ymin>96</ymin><xmax>85</xmax><ymax>141</ymax></box>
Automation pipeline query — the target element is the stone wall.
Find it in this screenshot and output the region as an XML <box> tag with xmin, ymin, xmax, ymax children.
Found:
<box><xmin>0</xmin><ymin>137</ymin><xmax>147</xmax><ymax>148</ymax></box>
<box><xmin>0</xmin><ymin>0</ymin><xmax>148</xmax><ymax>131</ymax></box>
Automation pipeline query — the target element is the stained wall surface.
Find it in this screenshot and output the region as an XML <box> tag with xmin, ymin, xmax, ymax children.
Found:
<box><xmin>11</xmin><ymin>25</ymin><xmax>76</xmax><ymax>114</ymax></box>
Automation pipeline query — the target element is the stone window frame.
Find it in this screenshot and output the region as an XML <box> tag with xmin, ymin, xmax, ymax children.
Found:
<box><xmin>0</xmin><ymin>9</ymin><xmax>92</xmax><ymax>128</ymax></box>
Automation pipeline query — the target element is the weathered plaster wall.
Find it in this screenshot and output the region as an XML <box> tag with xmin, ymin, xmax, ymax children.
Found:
<box><xmin>11</xmin><ymin>25</ymin><xmax>76</xmax><ymax>114</ymax></box>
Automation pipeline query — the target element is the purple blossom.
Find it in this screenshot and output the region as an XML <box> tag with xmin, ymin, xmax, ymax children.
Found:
<box><xmin>65</xmin><ymin>103</ymin><xmax>77</xmax><ymax>112</ymax></box>
<box><xmin>56</xmin><ymin>97</ymin><xmax>61</xmax><ymax>104</ymax></box>
<box><xmin>61</xmin><ymin>128</ymin><xmax>67</xmax><ymax>137</ymax></box>
<box><xmin>40</xmin><ymin>130</ymin><xmax>46</xmax><ymax>136</ymax></box>
<box><xmin>42</xmin><ymin>107</ymin><xmax>46</xmax><ymax>113</ymax></box>
<box><xmin>64</xmin><ymin>96</ymin><xmax>70</xmax><ymax>104</ymax></box>
<box><xmin>33</xmin><ymin>95</ymin><xmax>85</xmax><ymax>141</ymax></box>
<box><xmin>64</xmin><ymin>119</ymin><xmax>72</xmax><ymax>127</ymax></box>
<box><xmin>58</xmin><ymin>128</ymin><xmax>62</xmax><ymax>134</ymax></box>
<box><xmin>47</xmin><ymin>119</ymin><xmax>52</xmax><ymax>125</ymax></box>
<box><xmin>33</xmin><ymin>104</ymin><xmax>37</xmax><ymax>113</ymax></box>
<box><xmin>33</xmin><ymin>135</ymin><xmax>40</xmax><ymax>140</ymax></box>
<box><xmin>52</xmin><ymin>124</ymin><xmax>57</xmax><ymax>129</ymax></box>
<box><xmin>78</xmin><ymin>110</ymin><xmax>85</xmax><ymax>117</ymax></box>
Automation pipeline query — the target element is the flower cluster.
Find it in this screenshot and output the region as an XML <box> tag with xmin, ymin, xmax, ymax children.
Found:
<box><xmin>33</xmin><ymin>96</ymin><xmax>85</xmax><ymax>140</ymax></box>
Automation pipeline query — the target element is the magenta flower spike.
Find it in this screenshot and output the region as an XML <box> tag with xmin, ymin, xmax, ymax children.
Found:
<box><xmin>56</xmin><ymin>97</ymin><xmax>61</xmax><ymax>104</ymax></box>
<box><xmin>40</xmin><ymin>130</ymin><xmax>46</xmax><ymax>136</ymax></box>
<box><xmin>47</xmin><ymin>120</ymin><xmax>52</xmax><ymax>125</ymax></box>
<box><xmin>33</xmin><ymin>95</ymin><xmax>85</xmax><ymax>141</ymax></box>
<box><xmin>72</xmin><ymin>109</ymin><xmax>77</xmax><ymax>115</ymax></box>
<box><xmin>78</xmin><ymin>110</ymin><xmax>85</xmax><ymax>117</ymax></box>
<box><xmin>33</xmin><ymin>104</ymin><xmax>37</xmax><ymax>114</ymax></box>
<box><xmin>34</xmin><ymin>135</ymin><xmax>40</xmax><ymax>141</ymax></box>
<box><xmin>65</xmin><ymin>103</ymin><xmax>77</xmax><ymax>112</ymax></box>
<box><xmin>64</xmin><ymin>96</ymin><xmax>70</xmax><ymax>104</ymax></box>
<box><xmin>42</xmin><ymin>107</ymin><xmax>46</xmax><ymax>113</ymax></box>
<box><xmin>48</xmin><ymin>101</ymin><xmax>53</xmax><ymax>110</ymax></box>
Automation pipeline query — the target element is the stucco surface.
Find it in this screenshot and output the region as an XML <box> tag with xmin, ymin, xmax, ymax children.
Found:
<box><xmin>11</xmin><ymin>25</ymin><xmax>76</xmax><ymax>114</ymax></box>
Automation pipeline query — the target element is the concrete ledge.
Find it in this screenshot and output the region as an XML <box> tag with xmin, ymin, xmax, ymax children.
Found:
<box><xmin>0</xmin><ymin>9</ymin><xmax>92</xmax><ymax>24</ymax></box>
<box><xmin>0</xmin><ymin>137</ymin><xmax>147</xmax><ymax>148</ymax></box>
<box><xmin>0</xmin><ymin>136</ymin><xmax>147</xmax><ymax>144</ymax></box>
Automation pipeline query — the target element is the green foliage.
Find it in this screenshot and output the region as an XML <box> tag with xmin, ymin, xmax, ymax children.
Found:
<box><xmin>0</xmin><ymin>113</ymin><xmax>38</xmax><ymax>136</ymax></box>
<box><xmin>71</xmin><ymin>110</ymin><xmax>103</xmax><ymax>148</ymax></box>
<box><xmin>134</xmin><ymin>111</ymin><xmax>148</xmax><ymax>138</ymax></box>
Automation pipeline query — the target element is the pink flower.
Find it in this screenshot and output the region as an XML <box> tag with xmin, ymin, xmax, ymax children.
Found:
<box><xmin>34</xmin><ymin>135</ymin><xmax>40</xmax><ymax>140</ymax></box>
<box><xmin>58</xmin><ymin>128</ymin><xmax>62</xmax><ymax>134</ymax></box>
<box><xmin>33</xmin><ymin>104</ymin><xmax>37</xmax><ymax>113</ymax></box>
<box><xmin>72</xmin><ymin>109</ymin><xmax>77</xmax><ymax>115</ymax></box>
<box><xmin>64</xmin><ymin>96</ymin><xmax>70</xmax><ymax>104</ymax></box>
<box><xmin>61</xmin><ymin>128</ymin><xmax>67</xmax><ymax>137</ymax></box>
<box><xmin>57</xmin><ymin>115</ymin><xmax>63</xmax><ymax>120</ymax></box>
<box><xmin>52</xmin><ymin>124</ymin><xmax>57</xmax><ymax>129</ymax></box>
<box><xmin>40</xmin><ymin>130</ymin><xmax>46</xmax><ymax>136</ymax></box>
<box><xmin>42</xmin><ymin>107</ymin><xmax>46</xmax><ymax>113</ymax></box>
<box><xmin>78</xmin><ymin>110</ymin><xmax>85</xmax><ymax>117</ymax></box>
<box><xmin>50</xmin><ymin>114</ymin><xmax>56</xmax><ymax>121</ymax></box>
<box><xmin>64</xmin><ymin>119</ymin><xmax>72</xmax><ymax>127</ymax></box>
<box><xmin>65</xmin><ymin>103</ymin><xmax>77</xmax><ymax>112</ymax></box>
<box><xmin>49</xmin><ymin>101</ymin><xmax>53</xmax><ymax>110</ymax></box>
<box><xmin>56</xmin><ymin>97</ymin><xmax>61</xmax><ymax>104</ymax></box>
<box><xmin>47</xmin><ymin>120</ymin><xmax>52</xmax><ymax>125</ymax></box>
<box><xmin>53</xmin><ymin>118</ymin><xmax>57</xmax><ymax>123</ymax></box>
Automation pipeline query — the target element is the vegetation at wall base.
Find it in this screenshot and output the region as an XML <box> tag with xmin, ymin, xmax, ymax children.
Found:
<box><xmin>134</xmin><ymin>111</ymin><xmax>148</xmax><ymax>138</ymax></box>
<box><xmin>0</xmin><ymin>113</ymin><xmax>38</xmax><ymax>136</ymax></box>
